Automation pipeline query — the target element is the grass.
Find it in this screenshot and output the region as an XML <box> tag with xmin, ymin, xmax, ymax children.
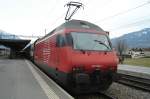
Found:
<box><xmin>123</xmin><ymin>58</ymin><xmax>150</xmax><ymax>67</ymax></box>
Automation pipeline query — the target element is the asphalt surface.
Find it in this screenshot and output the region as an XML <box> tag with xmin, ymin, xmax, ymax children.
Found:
<box><xmin>118</xmin><ymin>64</ymin><xmax>150</xmax><ymax>79</ymax></box>
<box><xmin>0</xmin><ymin>59</ymin><xmax>73</xmax><ymax>99</ymax></box>
<box><xmin>0</xmin><ymin>59</ymin><xmax>49</xmax><ymax>99</ymax></box>
<box><xmin>118</xmin><ymin>64</ymin><xmax>150</xmax><ymax>75</ymax></box>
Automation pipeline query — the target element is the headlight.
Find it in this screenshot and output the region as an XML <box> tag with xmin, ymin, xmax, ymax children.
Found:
<box><xmin>92</xmin><ymin>65</ymin><xmax>101</xmax><ymax>70</ymax></box>
<box><xmin>72</xmin><ymin>66</ymin><xmax>84</xmax><ymax>72</ymax></box>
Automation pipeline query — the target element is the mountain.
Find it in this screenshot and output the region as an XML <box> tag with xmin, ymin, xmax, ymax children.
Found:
<box><xmin>0</xmin><ymin>29</ymin><xmax>19</xmax><ymax>39</ymax></box>
<box><xmin>111</xmin><ymin>28</ymin><xmax>150</xmax><ymax>48</ymax></box>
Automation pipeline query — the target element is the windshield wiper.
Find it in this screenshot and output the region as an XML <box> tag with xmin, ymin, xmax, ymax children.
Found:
<box><xmin>94</xmin><ymin>40</ymin><xmax>110</xmax><ymax>49</ymax></box>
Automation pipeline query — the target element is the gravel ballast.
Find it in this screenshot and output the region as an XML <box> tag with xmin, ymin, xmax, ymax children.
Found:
<box><xmin>106</xmin><ymin>82</ymin><xmax>150</xmax><ymax>99</ymax></box>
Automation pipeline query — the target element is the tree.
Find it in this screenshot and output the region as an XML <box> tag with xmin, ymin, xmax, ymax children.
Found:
<box><xmin>115</xmin><ymin>39</ymin><xmax>128</xmax><ymax>64</ymax></box>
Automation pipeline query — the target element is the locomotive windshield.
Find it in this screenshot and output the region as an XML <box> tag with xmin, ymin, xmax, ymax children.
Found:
<box><xmin>70</xmin><ymin>32</ymin><xmax>111</xmax><ymax>51</ymax></box>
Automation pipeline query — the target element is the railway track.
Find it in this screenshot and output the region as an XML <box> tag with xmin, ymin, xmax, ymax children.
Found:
<box><xmin>74</xmin><ymin>92</ymin><xmax>116</xmax><ymax>99</ymax></box>
<box><xmin>117</xmin><ymin>73</ymin><xmax>150</xmax><ymax>92</ymax></box>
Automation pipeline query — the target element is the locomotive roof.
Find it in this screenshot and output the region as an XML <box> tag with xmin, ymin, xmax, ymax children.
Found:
<box><xmin>37</xmin><ymin>20</ymin><xmax>105</xmax><ymax>42</ymax></box>
<box><xmin>55</xmin><ymin>19</ymin><xmax>104</xmax><ymax>32</ymax></box>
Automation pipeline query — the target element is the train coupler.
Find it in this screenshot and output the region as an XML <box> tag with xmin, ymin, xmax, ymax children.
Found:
<box><xmin>74</xmin><ymin>73</ymin><xmax>90</xmax><ymax>85</ymax></box>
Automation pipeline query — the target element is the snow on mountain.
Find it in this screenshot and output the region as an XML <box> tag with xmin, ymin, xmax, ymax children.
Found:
<box><xmin>111</xmin><ymin>28</ymin><xmax>150</xmax><ymax>48</ymax></box>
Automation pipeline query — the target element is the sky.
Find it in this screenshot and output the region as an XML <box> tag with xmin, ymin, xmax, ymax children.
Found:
<box><xmin>0</xmin><ymin>0</ymin><xmax>150</xmax><ymax>39</ymax></box>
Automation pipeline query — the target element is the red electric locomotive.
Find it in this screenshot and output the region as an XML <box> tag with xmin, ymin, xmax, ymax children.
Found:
<box><xmin>33</xmin><ymin>19</ymin><xmax>118</xmax><ymax>93</ymax></box>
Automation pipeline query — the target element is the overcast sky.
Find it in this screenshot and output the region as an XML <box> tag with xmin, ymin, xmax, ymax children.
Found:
<box><xmin>0</xmin><ymin>0</ymin><xmax>150</xmax><ymax>38</ymax></box>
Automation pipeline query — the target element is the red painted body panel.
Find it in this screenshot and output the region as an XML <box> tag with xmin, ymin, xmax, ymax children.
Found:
<box><xmin>68</xmin><ymin>48</ymin><xmax>118</xmax><ymax>71</ymax></box>
<box><xmin>34</xmin><ymin>28</ymin><xmax>118</xmax><ymax>73</ymax></box>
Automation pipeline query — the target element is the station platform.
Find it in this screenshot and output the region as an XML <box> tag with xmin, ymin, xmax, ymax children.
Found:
<box><xmin>0</xmin><ymin>59</ymin><xmax>74</xmax><ymax>99</ymax></box>
<box><xmin>118</xmin><ymin>64</ymin><xmax>150</xmax><ymax>79</ymax></box>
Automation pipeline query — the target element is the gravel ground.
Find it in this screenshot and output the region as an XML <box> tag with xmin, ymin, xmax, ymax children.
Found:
<box><xmin>75</xmin><ymin>82</ymin><xmax>150</xmax><ymax>99</ymax></box>
<box><xmin>106</xmin><ymin>82</ymin><xmax>150</xmax><ymax>99</ymax></box>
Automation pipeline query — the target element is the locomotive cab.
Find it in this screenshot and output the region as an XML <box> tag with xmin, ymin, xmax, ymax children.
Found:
<box><xmin>55</xmin><ymin>31</ymin><xmax>118</xmax><ymax>93</ymax></box>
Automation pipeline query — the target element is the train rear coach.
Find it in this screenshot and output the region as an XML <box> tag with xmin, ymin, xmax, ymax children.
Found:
<box><xmin>33</xmin><ymin>20</ymin><xmax>118</xmax><ymax>93</ymax></box>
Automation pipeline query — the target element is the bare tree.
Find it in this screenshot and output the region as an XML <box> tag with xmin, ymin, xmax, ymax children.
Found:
<box><xmin>115</xmin><ymin>39</ymin><xmax>128</xmax><ymax>64</ymax></box>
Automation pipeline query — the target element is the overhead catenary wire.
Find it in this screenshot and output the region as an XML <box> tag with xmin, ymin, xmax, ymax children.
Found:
<box><xmin>44</xmin><ymin>1</ymin><xmax>67</xmax><ymax>33</ymax></box>
<box><xmin>44</xmin><ymin>12</ymin><xmax>66</xmax><ymax>34</ymax></box>
<box><xmin>47</xmin><ymin>0</ymin><xmax>59</xmax><ymax>16</ymax></box>
<box><xmin>49</xmin><ymin>12</ymin><xmax>66</xmax><ymax>26</ymax></box>
<box><xmin>45</xmin><ymin>1</ymin><xmax>83</xmax><ymax>32</ymax></box>
<box><xmin>45</xmin><ymin>1</ymin><xmax>150</xmax><ymax>35</ymax></box>
<box><xmin>109</xmin><ymin>17</ymin><xmax>150</xmax><ymax>31</ymax></box>
<box><xmin>95</xmin><ymin>1</ymin><xmax>150</xmax><ymax>23</ymax></box>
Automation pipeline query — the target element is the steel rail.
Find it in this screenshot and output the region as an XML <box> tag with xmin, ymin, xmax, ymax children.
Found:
<box><xmin>116</xmin><ymin>73</ymin><xmax>150</xmax><ymax>92</ymax></box>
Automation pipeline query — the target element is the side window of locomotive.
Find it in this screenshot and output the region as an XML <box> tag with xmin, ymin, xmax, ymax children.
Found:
<box><xmin>66</xmin><ymin>34</ymin><xmax>73</xmax><ymax>46</ymax></box>
<box><xmin>56</xmin><ymin>34</ymin><xmax>66</xmax><ymax>47</ymax></box>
